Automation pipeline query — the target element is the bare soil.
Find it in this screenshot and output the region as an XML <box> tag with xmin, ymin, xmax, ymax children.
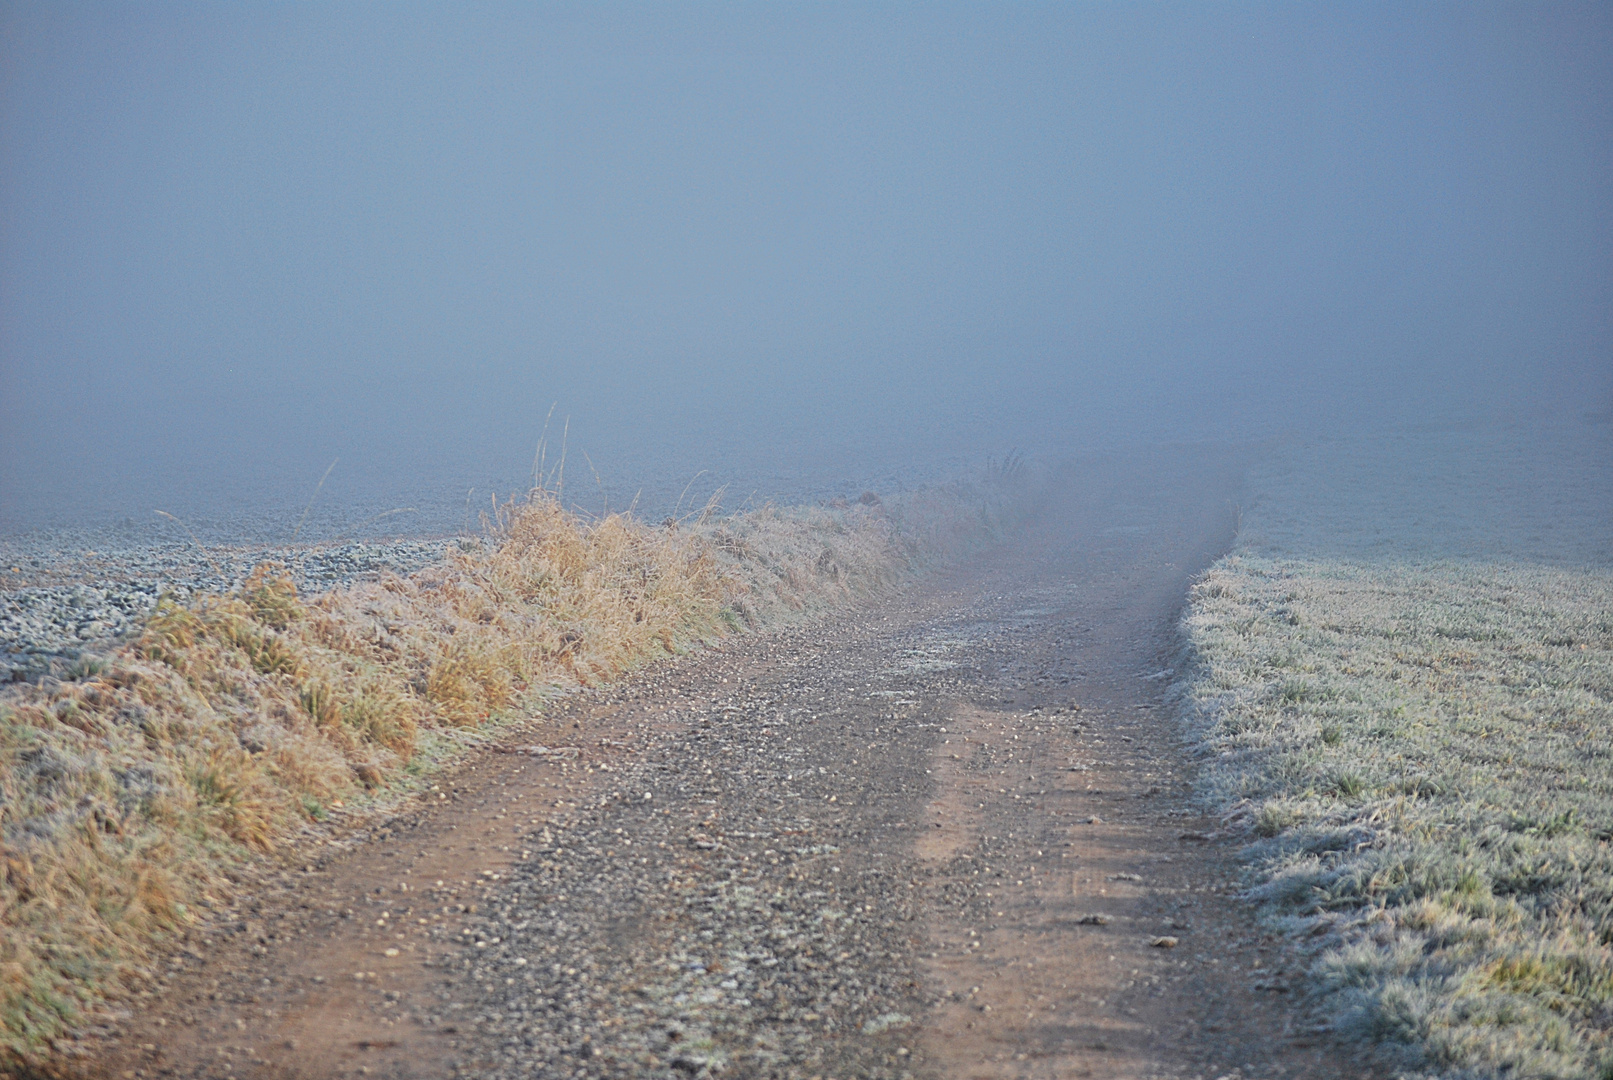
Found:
<box><xmin>50</xmin><ymin>447</ymin><xmax>1378</xmax><ymax>1080</ymax></box>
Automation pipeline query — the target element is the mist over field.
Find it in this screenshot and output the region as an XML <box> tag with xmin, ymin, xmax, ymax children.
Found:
<box><xmin>8</xmin><ymin>9</ymin><xmax>1613</xmax><ymax>1076</ymax></box>
<box><xmin>2</xmin><ymin>3</ymin><xmax>1610</xmax><ymax>538</ymax></box>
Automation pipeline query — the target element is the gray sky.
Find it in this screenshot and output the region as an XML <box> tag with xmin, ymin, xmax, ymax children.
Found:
<box><xmin>3</xmin><ymin>3</ymin><xmax>1610</xmax><ymax>533</ymax></box>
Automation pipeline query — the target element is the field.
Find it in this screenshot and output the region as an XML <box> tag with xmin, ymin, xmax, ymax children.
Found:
<box><xmin>0</xmin><ymin>468</ymin><xmax>1028</xmax><ymax>1067</ymax></box>
<box><xmin>1175</xmin><ymin>419</ymin><xmax>1613</xmax><ymax>1078</ymax></box>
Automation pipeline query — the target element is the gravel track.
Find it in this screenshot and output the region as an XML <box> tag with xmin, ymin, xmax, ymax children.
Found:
<box><xmin>425</xmin><ymin>607</ymin><xmax>970</xmax><ymax>1080</ymax></box>
<box><xmin>67</xmin><ymin>446</ymin><xmax>1370</xmax><ymax>1080</ymax></box>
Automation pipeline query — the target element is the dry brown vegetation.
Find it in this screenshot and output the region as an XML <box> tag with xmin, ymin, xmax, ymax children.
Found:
<box><xmin>0</xmin><ymin>475</ymin><xmax>1027</xmax><ymax>1067</ymax></box>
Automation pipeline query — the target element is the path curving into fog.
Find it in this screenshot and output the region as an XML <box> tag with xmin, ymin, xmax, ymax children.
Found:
<box><xmin>74</xmin><ymin>445</ymin><xmax>1370</xmax><ymax>1080</ymax></box>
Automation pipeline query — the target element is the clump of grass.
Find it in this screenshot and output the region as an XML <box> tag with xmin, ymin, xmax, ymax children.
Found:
<box><xmin>0</xmin><ymin>468</ymin><xmax>1034</xmax><ymax>1068</ymax></box>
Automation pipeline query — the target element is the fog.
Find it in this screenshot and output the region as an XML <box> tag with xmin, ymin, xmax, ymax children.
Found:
<box><xmin>3</xmin><ymin>3</ymin><xmax>1609</xmax><ymax>537</ymax></box>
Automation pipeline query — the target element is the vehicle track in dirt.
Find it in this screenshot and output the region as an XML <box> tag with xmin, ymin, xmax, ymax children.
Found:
<box><xmin>70</xmin><ymin>446</ymin><xmax>1375</xmax><ymax>1080</ymax></box>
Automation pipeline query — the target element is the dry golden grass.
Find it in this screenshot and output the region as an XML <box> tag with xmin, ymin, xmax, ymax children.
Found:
<box><xmin>0</xmin><ymin>473</ymin><xmax>1029</xmax><ymax>1066</ymax></box>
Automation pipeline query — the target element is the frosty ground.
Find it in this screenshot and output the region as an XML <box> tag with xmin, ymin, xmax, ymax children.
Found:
<box><xmin>1175</xmin><ymin>417</ymin><xmax>1613</xmax><ymax>1079</ymax></box>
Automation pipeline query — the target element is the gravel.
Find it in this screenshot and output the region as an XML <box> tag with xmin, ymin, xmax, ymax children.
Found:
<box><xmin>0</xmin><ymin>536</ymin><xmax>460</xmax><ymax>681</ymax></box>
<box><xmin>413</xmin><ymin>605</ymin><xmax>1011</xmax><ymax>1080</ymax></box>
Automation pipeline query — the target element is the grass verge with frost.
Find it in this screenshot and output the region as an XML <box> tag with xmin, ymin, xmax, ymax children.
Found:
<box><xmin>1175</xmin><ymin>428</ymin><xmax>1613</xmax><ymax>1078</ymax></box>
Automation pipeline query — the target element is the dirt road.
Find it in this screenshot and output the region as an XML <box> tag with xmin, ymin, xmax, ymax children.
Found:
<box><xmin>74</xmin><ymin>447</ymin><xmax>1371</xmax><ymax>1080</ymax></box>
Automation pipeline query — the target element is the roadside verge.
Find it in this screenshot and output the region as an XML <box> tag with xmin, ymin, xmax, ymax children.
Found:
<box><xmin>1171</xmin><ymin>425</ymin><xmax>1613</xmax><ymax>1079</ymax></box>
<box><xmin>0</xmin><ymin>464</ymin><xmax>1032</xmax><ymax>1070</ymax></box>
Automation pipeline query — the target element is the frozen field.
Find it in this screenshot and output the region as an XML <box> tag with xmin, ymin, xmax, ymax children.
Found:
<box><xmin>0</xmin><ymin>419</ymin><xmax>1007</xmax><ymax>680</ymax></box>
<box><xmin>1177</xmin><ymin>416</ymin><xmax>1613</xmax><ymax>1078</ymax></box>
<box><xmin>0</xmin><ymin>412</ymin><xmax>1020</xmax><ymax>679</ymax></box>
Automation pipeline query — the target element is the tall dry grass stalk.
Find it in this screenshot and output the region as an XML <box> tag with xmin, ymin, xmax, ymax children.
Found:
<box><xmin>0</xmin><ymin>472</ymin><xmax>1031</xmax><ymax>1066</ymax></box>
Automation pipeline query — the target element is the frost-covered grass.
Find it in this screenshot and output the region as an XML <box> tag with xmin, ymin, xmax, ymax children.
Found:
<box><xmin>1176</xmin><ymin>419</ymin><xmax>1613</xmax><ymax>1079</ymax></box>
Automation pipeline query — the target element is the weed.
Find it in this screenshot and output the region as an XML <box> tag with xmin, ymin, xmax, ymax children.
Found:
<box><xmin>64</xmin><ymin>656</ymin><xmax>109</xmax><ymax>681</ymax></box>
<box><xmin>1255</xmin><ymin>803</ymin><xmax>1298</xmax><ymax>837</ymax></box>
<box><xmin>1334</xmin><ymin>772</ymin><xmax>1367</xmax><ymax>799</ymax></box>
<box><xmin>241</xmin><ymin>563</ymin><xmax>302</xmax><ymax>630</ymax></box>
<box><xmin>340</xmin><ymin>677</ymin><xmax>416</xmax><ymax>754</ymax></box>
<box><xmin>186</xmin><ymin>746</ymin><xmax>277</xmax><ymax>849</ymax></box>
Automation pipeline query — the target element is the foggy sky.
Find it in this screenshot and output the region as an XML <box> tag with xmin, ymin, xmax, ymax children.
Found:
<box><xmin>3</xmin><ymin>3</ymin><xmax>1610</xmax><ymax>533</ymax></box>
